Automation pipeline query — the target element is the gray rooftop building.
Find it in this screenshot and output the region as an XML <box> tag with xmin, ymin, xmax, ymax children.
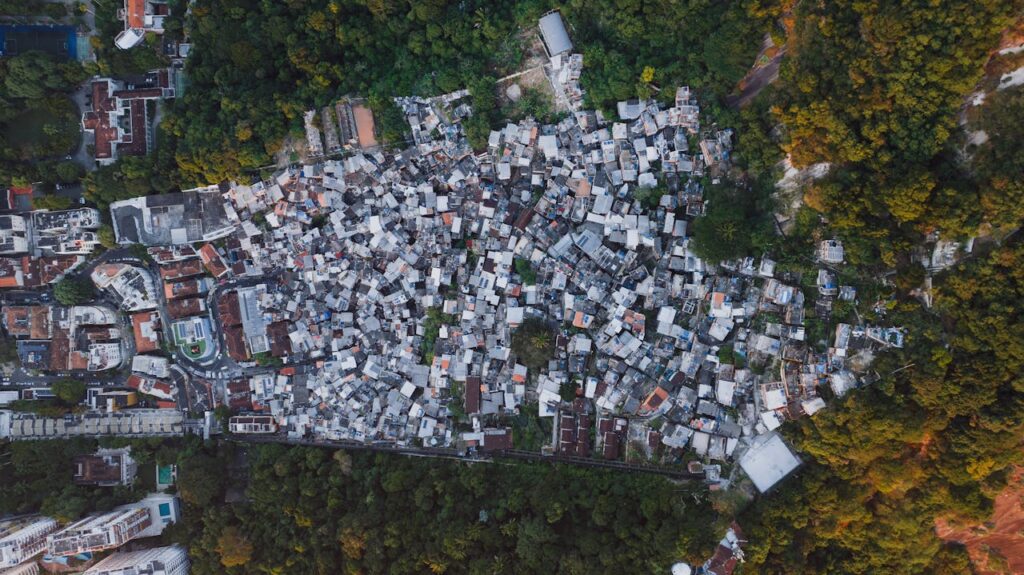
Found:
<box><xmin>539</xmin><ymin>11</ymin><xmax>572</xmax><ymax>58</ymax></box>
<box><xmin>110</xmin><ymin>187</ymin><xmax>234</xmax><ymax>246</ymax></box>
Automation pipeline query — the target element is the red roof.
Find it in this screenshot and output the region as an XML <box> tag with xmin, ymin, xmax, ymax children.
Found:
<box><xmin>465</xmin><ymin>376</ymin><xmax>481</xmax><ymax>414</ymax></box>
<box><xmin>199</xmin><ymin>244</ymin><xmax>229</xmax><ymax>277</ymax></box>
<box><xmin>126</xmin><ymin>0</ymin><xmax>145</xmax><ymax>29</ymax></box>
<box><xmin>88</xmin><ymin>80</ymin><xmax>117</xmax><ymax>160</ymax></box>
<box><xmin>84</xmin><ymin>79</ymin><xmax>156</xmax><ymax>161</ymax></box>
<box><xmin>130</xmin><ymin>312</ymin><xmax>160</xmax><ymax>353</ymax></box>
<box><xmin>223</xmin><ymin>324</ymin><xmax>249</xmax><ymax>361</ymax></box>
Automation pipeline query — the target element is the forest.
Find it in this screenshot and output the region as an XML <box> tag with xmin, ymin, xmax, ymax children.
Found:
<box><xmin>734</xmin><ymin>1</ymin><xmax>1024</xmax><ymax>572</ymax></box>
<box><xmin>0</xmin><ymin>49</ymin><xmax>87</xmax><ymax>187</ymax></box>
<box><xmin>174</xmin><ymin>442</ymin><xmax>720</xmax><ymax>575</ymax></box>
<box><xmin>740</xmin><ymin>238</ymin><xmax>1024</xmax><ymax>573</ymax></box>
<box><xmin>165</xmin><ymin>0</ymin><xmax>778</xmax><ymax>183</ymax></box>
<box><xmin>0</xmin><ymin>437</ymin><xmax>723</xmax><ymax>574</ymax></box>
<box><xmin>778</xmin><ymin>0</ymin><xmax>1024</xmax><ymax>262</ymax></box>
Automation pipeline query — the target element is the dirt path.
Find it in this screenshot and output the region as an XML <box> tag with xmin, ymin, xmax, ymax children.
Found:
<box><xmin>728</xmin><ymin>34</ymin><xmax>786</xmax><ymax>109</ymax></box>
<box><xmin>497</xmin><ymin>65</ymin><xmax>545</xmax><ymax>84</ymax></box>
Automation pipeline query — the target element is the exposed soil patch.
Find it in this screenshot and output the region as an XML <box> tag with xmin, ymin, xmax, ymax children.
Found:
<box><xmin>496</xmin><ymin>29</ymin><xmax>565</xmax><ymax>115</ymax></box>
<box><xmin>936</xmin><ymin>466</ymin><xmax>1024</xmax><ymax>575</ymax></box>
<box><xmin>729</xmin><ymin>34</ymin><xmax>786</xmax><ymax>109</ymax></box>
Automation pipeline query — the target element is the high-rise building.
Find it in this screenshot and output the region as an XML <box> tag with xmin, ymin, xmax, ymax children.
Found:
<box><xmin>82</xmin><ymin>544</ymin><xmax>189</xmax><ymax>575</ymax></box>
<box><xmin>0</xmin><ymin>516</ymin><xmax>58</xmax><ymax>568</ymax></box>
<box><xmin>46</xmin><ymin>494</ymin><xmax>179</xmax><ymax>557</ymax></box>
<box><xmin>0</xmin><ymin>561</ymin><xmax>42</xmax><ymax>575</ymax></box>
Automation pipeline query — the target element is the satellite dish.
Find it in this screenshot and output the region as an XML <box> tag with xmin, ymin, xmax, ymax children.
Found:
<box><xmin>671</xmin><ymin>563</ymin><xmax>692</xmax><ymax>575</ymax></box>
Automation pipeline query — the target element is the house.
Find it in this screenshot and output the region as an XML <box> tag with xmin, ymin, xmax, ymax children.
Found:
<box><xmin>198</xmin><ymin>243</ymin><xmax>229</xmax><ymax>277</ymax></box>
<box><xmin>81</xmin><ymin>71</ymin><xmax>175</xmax><ymax>164</ymax></box>
<box><xmin>73</xmin><ymin>447</ymin><xmax>137</xmax><ymax>486</ymax></box>
<box><xmin>130</xmin><ymin>311</ymin><xmax>160</xmax><ymax>353</ymax></box>
<box><xmin>115</xmin><ymin>0</ymin><xmax>169</xmax><ymax>49</ymax></box>
<box><xmin>538</xmin><ymin>11</ymin><xmax>572</xmax><ymax>59</ymax></box>
<box><xmin>228</xmin><ymin>415</ymin><xmax>277</xmax><ymax>434</ymax></box>
<box><xmin>818</xmin><ymin>239</ymin><xmax>844</xmax><ymax>264</ymax></box>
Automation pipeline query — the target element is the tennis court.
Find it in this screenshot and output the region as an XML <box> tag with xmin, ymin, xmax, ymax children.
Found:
<box><xmin>0</xmin><ymin>25</ymin><xmax>76</xmax><ymax>59</ymax></box>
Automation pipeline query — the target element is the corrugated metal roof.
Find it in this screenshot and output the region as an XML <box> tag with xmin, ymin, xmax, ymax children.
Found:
<box><xmin>539</xmin><ymin>12</ymin><xmax>572</xmax><ymax>56</ymax></box>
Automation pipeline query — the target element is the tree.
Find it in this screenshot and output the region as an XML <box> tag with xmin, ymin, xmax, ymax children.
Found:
<box><xmin>97</xmin><ymin>224</ymin><xmax>117</xmax><ymax>249</ymax></box>
<box><xmin>514</xmin><ymin>258</ymin><xmax>537</xmax><ymax>285</ymax></box>
<box><xmin>3</xmin><ymin>51</ymin><xmax>82</xmax><ymax>100</ymax></box>
<box><xmin>55</xmin><ymin>160</ymin><xmax>84</xmax><ymax>183</ymax></box>
<box><xmin>215</xmin><ymin>526</ymin><xmax>253</xmax><ymax>567</ymax></box>
<box><xmin>690</xmin><ymin>182</ymin><xmax>767</xmax><ymax>263</ymax></box>
<box><xmin>0</xmin><ymin>333</ymin><xmax>18</xmax><ymax>365</ymax></box>
<box><xmin>53</xmin><ymin>276</ymin><xmax>94</xmax><ymax>305</ymax></box>
<box><xmin>511</xmin><ymin>317</ymin><xmax>555</xmax><ymax>370</ymax></box>
<box><xmin>52</xmin><ymin>379</ymin><xmax>86</xmax><ymax>404</ymax></box>
<box><xmin>33</xmin><ymin>194</ymin><xmax>73</xmax><ymax>211</ymax></box>
<box><xmin>972</xmin><ymin>84</ymin><xmax>1024</xmax><ymax>227</ymax></box>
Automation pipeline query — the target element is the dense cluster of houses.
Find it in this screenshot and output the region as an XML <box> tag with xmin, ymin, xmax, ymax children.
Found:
<box><xmin>0</xmin><ymin>11</ymin><xmax>914</xmax><ymax>499</ymax></box>
<box><xmin>105</xmin><ymin>77</ymin><xmax>901</xmax><ymax>492</ymax></box>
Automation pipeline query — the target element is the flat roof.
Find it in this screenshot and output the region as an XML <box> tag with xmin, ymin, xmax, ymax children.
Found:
<box><xmin>738</xmin><ymin>432</ymin><xmax>801</xmax><ymax>493</ymax></box>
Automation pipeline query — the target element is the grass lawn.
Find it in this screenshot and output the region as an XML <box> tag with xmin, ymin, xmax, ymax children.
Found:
<box><xmin>180</xmin><ymin>338</ymin><xmax>208</xmax><ymax>361</ymax></box>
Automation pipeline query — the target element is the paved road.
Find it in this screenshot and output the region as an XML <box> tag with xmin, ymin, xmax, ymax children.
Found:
<box><xmin>0</xmin><ymin>290</ymin><xmax>53</xmax><ymax>305</ymax></box>
<box><xmin>70</xmin><ymin>83</ymin><xmax>96</xmax><ymax>172</ymax></box>
<box><xmin>1</xmin><ymin>365</ymin><xmax>126</xmax><ymax>388</ymax></box>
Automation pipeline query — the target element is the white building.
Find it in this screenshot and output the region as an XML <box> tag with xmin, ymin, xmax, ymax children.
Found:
<box><xmin>82</xmin><ymin>544</ymin><xmax>189</xmax><ymax>575</ymax></box>
<box><xmin>538</xmin><ymin>11</ymin><xmax>572</xmax><ymax>59</ymax></box>
<box><xmin>228</xmin><ymin>415</ymin><xmax>277</xmax><ymax>434</ymax></box>
<box><xmin>115</xmin><ymin>0</ymin><xmax>168</xmax><ymax>50</ymax></box>
<box><xmin>0</xmin><ymin>516</ymin><xmax>59</xmax><ymax>568</ymax></box>
<box><xmin>0</xmin><ymin>562</ymin><xmax>42</xmax><ymax>575</ymax></box>
<box><xmin>31</xmin><ymin>209</ymin><xmax>102</xmax><ymax>256</ymax></box>
<box><xmin>738</xmin><ymin>432</ymin><xmax>801</xmax><ymax>493</ymax></box>
<box><xmin>46</xmin><ymin>494</ymin><xmax>179</xmax><ymax>557</ymax></box>
<box><xmin>91</xmin><ymin>264</ymin><xmax>159</xmax><ymax>311</ymax></box>
<box><xmin>0</xmin><ymin>409</ymin><xmax>184</xmax><ymax>439</ymax></box>
<box><xmin>818</xmin><ymin>239</ymin><xmax>844</xmax><ymax>264</ymax></box>
<box><xmin>132</xmin><ymin>355</ymin><xmax>171</xmax><ymax>379</ymax></box>
<box><xmin>0</xmin><ymin>215</ymin><xmax>29</xmax><ymax>255</ymax></box>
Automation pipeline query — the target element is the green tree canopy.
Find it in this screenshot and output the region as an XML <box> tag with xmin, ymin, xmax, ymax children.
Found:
<box><xmin>53</xmin><ymin>276</ymin><xmax>94</xmax><ymax>305</ymax></box>
<box><xmin>511</xmin><ymin>317</ymin><xmax>555</xmax><ymax>370</ymax></box>
<box><xmin>51</xmin><ymin>379</ymin><xmax>86</xmax><ymax>404</ymax></box>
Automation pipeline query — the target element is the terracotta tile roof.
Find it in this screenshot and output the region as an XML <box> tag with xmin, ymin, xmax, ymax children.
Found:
<box><xmin>158</xmin><ymin>259</ymin><xmax>203</xmax><ymax>281</ymax></box>
<box><xmin>88</xmin><ymin>80</ymin><xmax>117</xmax><ymax>160</ymax></box>
<box><xmin>223</xmin><ymin>324</ymin><xmax>249</xmax><ymax>361</ymax></box>
<box><xmin>130</xmin><ymin>311</ymin><xmax>160</xmax><ymax>353</ymax></box>
<box><xmin>217</xmin><ymin>291</ymin><xmax>242</xmax><ymax>327</ymax></box>
<box><xmin>199</xmin><ymin>244</ymin><xmax>229</xmax><ymax>277</ymax></box>
<box><xmin>166</xmin><ymin>297</ymin><xmax>203</xmax><ymax>319</ymax></box>
<box><xmin>126</xmin><ymin>0</ymin><xmax>145</xmax><ymax>29</ymax></box>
